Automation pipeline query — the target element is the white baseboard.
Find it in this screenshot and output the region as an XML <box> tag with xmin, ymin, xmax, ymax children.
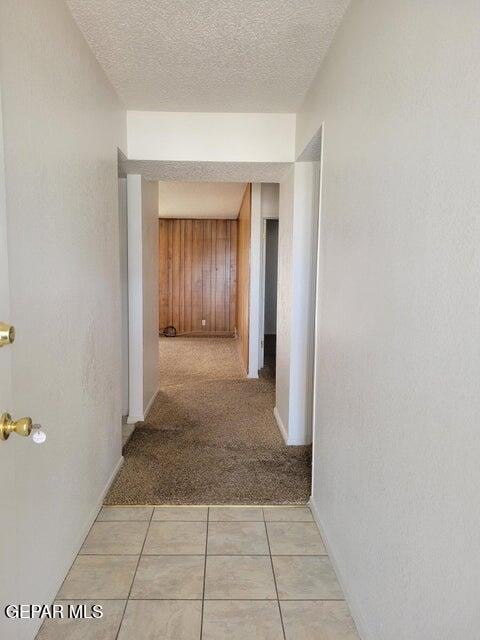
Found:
<box><xmin>88</xmin><ymin>456</ymin><xmax>124</xmax><ymax>529</ymax></box>
<box><xmin>127</xmin><ymin>414</ymin><xmax>143</xmax><ymax>424</ymax></box>
<box><xmin>76</xmin><ymin>455</ymin><xmax>124</xmax><ymax>551</ymax></box>
<box><xmin>144</xmin><ymin>384</ymin><xmax>160</xmax><ymax>418</ymax></box>
<box><xmin>309</xmin><ymin>496</ymin><xmax>368</xmax><ymax>640</ymax></box>
<box><xmin>273</xmin><ymin>406</ymin><xmax>289</xmax><ymax>444</ymax></box>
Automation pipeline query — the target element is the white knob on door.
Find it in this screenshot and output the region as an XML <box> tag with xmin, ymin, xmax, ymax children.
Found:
<box><xmin>32</xmin><ymin>424</ymin><xmax>46</xmax><ymax>444</ymax></box>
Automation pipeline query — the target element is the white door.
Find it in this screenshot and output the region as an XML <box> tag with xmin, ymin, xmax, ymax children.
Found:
<box><xmin>0</xmin><ymin>87</ymin><xmax>18</xmax><ymax>640</ymax></box>
<box><xmin>0</xmin><ymin>85</ymin><xmax>47</xmax><ymax>640</ymax></box>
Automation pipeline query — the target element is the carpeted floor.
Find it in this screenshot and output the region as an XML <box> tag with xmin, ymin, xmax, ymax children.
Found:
<box><xmin>105</xmin><ymin>337</ymin><xmax>311</xmax><ymax>504</ymax></box>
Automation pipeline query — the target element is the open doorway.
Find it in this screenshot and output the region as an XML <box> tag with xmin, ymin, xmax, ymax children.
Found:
<box><xmin>261</xmin><ymin>218</ymin><xmax>278</xmax><ymax>380</ymax></box>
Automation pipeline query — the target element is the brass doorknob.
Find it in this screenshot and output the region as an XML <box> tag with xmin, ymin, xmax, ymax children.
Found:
<box><xmin>0</xmin><ymin>413</ymin><xmax>32</xmax><ymax>440</ymax></box>
<box><xmin>0</xmin><ymin>322</ymin><xmax>15</xmax><ymax>347</ymax></box>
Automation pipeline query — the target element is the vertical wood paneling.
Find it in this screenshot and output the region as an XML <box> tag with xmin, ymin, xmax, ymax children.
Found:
<box><xmin>203</xmin><ymin>220</ymin><xmax>212</xmax><ymax>332</ymax></box>
<box><xmin>178</xmin><ymin>220</ymin><xmax>185</xmax><ymax>333</ymax></box>
<box><xmin>159</xmin><ymin>219</ymin><xmax>238</xmax><ymax>335</ymax></box>
<box><xmin>215</xmin><ymin>220</ymin><xmax>227</xmax><ymax>331</ymax></box>
<box><xmin>209</xmin><ymin>221</ymin><xmax>216</xmax><ymax>332</ymax></box>
<box><xmin>167</xmin><ymin>220</ymin><xmax>173</xmax><ymax>325</ymax></box>
<box><xmin>159</xmin><ymin>218</ymin><xmax>169</xmax><ymax>331</ymax></box>
<box><xmin>236</xmin><ymin>185</ymin><xmax>251</xmax><ymax>372</ymax></box>
<box><xmin>229</xmin><ymin>221</ymin><xmax>237</xmax><ymax>333</ymax></box>
<box><xmin>172</xmin><ymin>219</ymin><xmax>181</xmax><ymax>331</ymax></box>
<box><xmin>184</xmin><ymin>220</ymin><xmax>192</xmax><ymax>333</ymax></box>
<box><xmin>192</xmin><ymin>220</ymin><xmax>203</xmax><ymax>332</ymax></box>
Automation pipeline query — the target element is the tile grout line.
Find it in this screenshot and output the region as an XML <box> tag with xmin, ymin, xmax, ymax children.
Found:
<box><xmin>114</xmin><ymin>507</ymin><xmax>155</xmax><ymax>640</ymax></box>
<box><xmin>263</xmin><ymin>507</ymin><xmax>287</xmax><ymax>640</ymax></box>
<box><xmin>199</xmin><ymin>506</ymin><xmax>210</xmax><ymax>640</ymax></box>
<box><xmin>54</xmin><ymin>597</ymin><xmax>345</xmax><ymax>602</ymax></box>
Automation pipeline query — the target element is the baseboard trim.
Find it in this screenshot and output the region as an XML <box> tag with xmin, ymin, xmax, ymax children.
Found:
<box><xmin>50</xmin><ymin>455</ymin><xmax>124</xmax><ymax>601</ymax></box>
<box><xmin>91</xmin><ymin>456</ymin><xmax>124</xmax><ymax>523</ymax></box>
<box><xmin>166</xmin><ymin>331</ymin><xmax>235</xmax><ymax>337</ymax></box>
<box><xmin>309</xmin><ymin>496</ymin><xmax>368</xmax><ymax>640</ymax></box>
<box><xmin>127</xmin><ymin>384</ymin><xmax>160</xmax><ymax>424</ymax></box>
<box><xmin>73</xmin><ymin>456</ymin><xmax>124</xmax><ymax>560</ymax></box>
<box><xmin>144</xmin><ymin>384</ymin><xmax>160</xmax><ymax>419</ymax></box>
<box><xmin>273</xmin><ymin>406</ymin><xmax>289</xmax><ymax>444</ymax></box>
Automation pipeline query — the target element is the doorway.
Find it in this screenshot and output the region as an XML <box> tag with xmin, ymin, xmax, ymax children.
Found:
<box><xmin>261</xmin><ymin>218</ymin><xmax>279</xmax><ymax>379</ymax></box>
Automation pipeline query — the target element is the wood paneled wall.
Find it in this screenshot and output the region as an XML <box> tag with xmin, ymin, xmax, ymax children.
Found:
<box><xmin>236</xmin><ymin>185</ymin><xmax>251</xmax><ymax>372</ymax></box>
<box><xmin>158</xmin><ymin>219</ymin><xmax>237</xmax><ymax>335</ymax></box>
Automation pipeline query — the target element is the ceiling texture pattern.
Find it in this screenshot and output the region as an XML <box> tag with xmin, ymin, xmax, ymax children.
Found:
<box><xmin>67</xmin><ymin>0</ymin><xmax>349</xmax><ymax>112</ymax></box>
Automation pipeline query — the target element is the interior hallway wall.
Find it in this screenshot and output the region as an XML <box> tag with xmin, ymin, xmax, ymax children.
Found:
<box><xmin>127</xmin><ymin>175</ymin><xmax>159</xmax><ymax>422</ymax></box>
<box><xmin>118</xmin><ymin>178</ymin><xmax>129</xmax><ymax>416</ymax></box>
<box><xmin>127</xmin><ymin>111</ymin><xmax>296</xmax><ymax>163</ymax></box>
<box><xmin>275</xmin><ymin>168</ymin><xmax>294</xmax><ymax>440</ymax></box>
<box><xmin>0</xmin><ymin>1</ymin><xmax>126</xmax><ymax>637</ymax></box>
<box><xmin>264</xmin><ymin>220</ymin><xmax>279</xmax><ymax>335</ymax></box>
<box><xmin>236</xmin><ymin>184</ymin><xmax>251</xmax><ymax>372</ymax></box>
<box><xmin>257</xmin><ymin>183</ymin><xmax>280</xmax><ymax>370</ymax></box>
<box><xmin>298</xmin><ymin>2</ymin><xmax>480</xmax><ymax>639</ymax></box>
<box><xmin>276</xmin><ymin>163</ymin><xmax>320</xmax><ymax>445</ymax></box>
<box><xmin>158</xmin><ymin>219</ymin><xmax>237</xmax><ymax>335</ymax></box>
<box><xmin>142</xmin><ymin>179</ymin><xmax>160</xmax><ymax>412</ymax></box>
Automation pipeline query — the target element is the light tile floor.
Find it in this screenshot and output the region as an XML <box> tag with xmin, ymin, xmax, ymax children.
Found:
<box><xmin>36</xmin><ymin>505</ymin><xmax>360</xmax><ymax>640</ymax></box>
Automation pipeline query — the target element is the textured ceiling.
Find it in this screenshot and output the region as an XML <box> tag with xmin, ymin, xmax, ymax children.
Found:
<box><xmin>158</xmin><ymin>182</ymin><xmax>247</xmax><ymax>219</ymax></box>
<box><xmin>66</xmin><ymin>0</ymin><xmax>349</xmax><ymax>112</ymax></box>
<box><xmin>119</xmin><ymin>159</ymin><xmax>291</xmax><ymax>183</ymax></box>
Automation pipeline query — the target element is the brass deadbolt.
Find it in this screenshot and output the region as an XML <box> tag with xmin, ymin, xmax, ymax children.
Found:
<box><xmin>0</xmin><ymin>413</ymin><xmax>32</xmax><ymax>441</ymax></box>
<box><xmin>0</xmin><ymin>322</ymin><xmax>15</xmax><ymax>347</ymax></box>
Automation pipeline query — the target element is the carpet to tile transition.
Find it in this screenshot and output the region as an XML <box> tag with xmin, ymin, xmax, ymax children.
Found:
<box><xmin>105</xmin><ymin>337</ymin><xmax>311</xmax><ymax>504</ymax></box>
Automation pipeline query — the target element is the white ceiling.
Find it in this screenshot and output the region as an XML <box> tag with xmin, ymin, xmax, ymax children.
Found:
<box><xmin>158</xmin><ymin>182</ymin><xmax>247</xmax><ymax>219</ymax></box>
<box><xmin>66</xmin><ymin>0</ymin><xmax>349</xmax><ymax>112</ymax></box>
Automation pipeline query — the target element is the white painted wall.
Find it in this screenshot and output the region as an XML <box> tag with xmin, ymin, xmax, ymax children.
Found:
<box><xmin>301</xmin><ymin>2</ymin><xmax>480</xmax><ymax>639</ymax></box>
<box><xmin>127</xmin><ymin>175</ymin><xmax>144</xmax><ymax>423</ymax></box>
<box><xmin>247</xmin><ymin>184</ymin><xmax>262</xmax><ymax>378</ymax></box>
<box><xmin>118</xmin><ymin>178</ymin><xmax>129</xmax><ymax>416</ymax></box>
<box><xmin>127</xmin><ymin>176</ymin><xmax>159</xmax><ymax>422</ymax></box>
<box><xmin>288</xmin><ymin>162</ymin><xmax>320</xmax><ymax>446</ymax></box>
<box><xmin>142</xmin><ymin>179</ymin><xmax>160</xmax><ymax>411</ymax></box>
<box><xmin>264</xmin><ymin>220</ymin><xmax>279</xmax><ymax>335</ymax></box>
<box><xmin>127</xmin><ymin>111</ymin><xmax>296</xmax><ymax>162</ymax></box>
<box><xmin>275</xmin><ymin>163</ymin><xmax>320</xmax><ymax>445</ymax></box>
<box><xmin>258</xmin><ymin>183</ymin><xmax>280</xmax><ymax>368</ymax></box>
<box><xmin>250</xmin><ymin>182</ymin><xmax>282</xmax><ymax>376</ymax></box>
<box><xmin>261</xmin><ymin>183</ymin><xmax>280</xmax><ymax>219</ymax></box>
<box><xmin>275</xmin><ymin>168</ymin><xmax>294</xmax><ymax>442</ymax></box>
<box><xmin>0</xmin><ymin>1</ymin><xmax>126</xmax><ymax>638</ymax></box>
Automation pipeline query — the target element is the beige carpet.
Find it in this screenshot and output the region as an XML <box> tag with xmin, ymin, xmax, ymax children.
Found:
<box><xmin>105</xmin><ymin>337</ymin><xmax>311</xmax><ymax>504</ymax></box>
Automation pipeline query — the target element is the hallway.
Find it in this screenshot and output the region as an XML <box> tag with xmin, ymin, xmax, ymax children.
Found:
<box><xmin>106</xmin><ymin>338</ymin><xmax>311</xmax><ymax>504</ymax></box>
<box><xmin>37</xmin><ymin>505</ymin><xmax>360</xmax><ymax>640</ymax></box>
